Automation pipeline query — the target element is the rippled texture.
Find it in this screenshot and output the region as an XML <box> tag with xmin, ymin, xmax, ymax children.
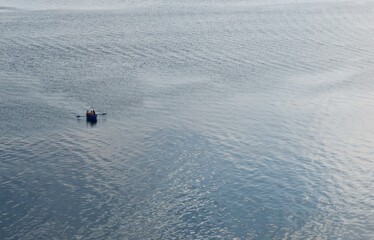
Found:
<box><xmin>1</xmin><ymin>0</ymin><xmax>374</xmax><ymax>239</ymax></box>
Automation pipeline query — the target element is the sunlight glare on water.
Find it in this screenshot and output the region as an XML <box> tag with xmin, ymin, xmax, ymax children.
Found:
<box><xmin>1</xmin><ymin>0</ymin><xmax>374</xmax><ymax>239</ymax></box>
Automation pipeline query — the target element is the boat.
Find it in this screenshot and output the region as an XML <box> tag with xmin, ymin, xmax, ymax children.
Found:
<box><xmin>86</xmin><ymin>114</ymin><xmax>97</xmax><ymax>122</ymax></box>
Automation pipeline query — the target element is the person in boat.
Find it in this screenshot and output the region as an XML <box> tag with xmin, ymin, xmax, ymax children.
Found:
<box><xmin>86</xmin><ymin>110</ymin><xmax>90</xmax><ymax>116</ymax></box>
<box><xmin>92</xmin><ymin>109</ymin><xmax>95</xmax><ymax>115</ymax></box>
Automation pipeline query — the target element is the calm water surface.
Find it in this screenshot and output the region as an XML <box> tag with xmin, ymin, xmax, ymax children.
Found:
<box><xmin>1</xmin><ymin>0</ymin><xmax>374</xmax><ymax>239</ymax></box>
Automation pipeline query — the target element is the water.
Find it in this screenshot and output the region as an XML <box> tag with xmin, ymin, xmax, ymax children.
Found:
<box><xmin>1</xmin><ymin>0</ymin><xmax>374</xmax><ymax>239</ymax></box>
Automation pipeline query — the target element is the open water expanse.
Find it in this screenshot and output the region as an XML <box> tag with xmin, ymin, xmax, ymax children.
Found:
<box><xmin>1</xmin><ymin>0</ymin><xmax>374</xmax><ymax>239</ymax></box>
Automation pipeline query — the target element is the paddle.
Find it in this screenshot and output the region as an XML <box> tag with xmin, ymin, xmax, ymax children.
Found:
<box><xmin>76</xmin><ymin>113</ymin><xmax>107</xmax><ymax>118</ymax></box>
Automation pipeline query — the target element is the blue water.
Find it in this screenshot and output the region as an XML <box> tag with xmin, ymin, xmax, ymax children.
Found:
<box><xmin>1</xmin><ymin>0</ymin><xmax>374</xmax><ymax>239</ymax></box>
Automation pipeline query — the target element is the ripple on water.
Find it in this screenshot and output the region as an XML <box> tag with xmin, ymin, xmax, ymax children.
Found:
<box><xmin>1</xmin><ymin>0</ymin><xmax>374</xmax><ymax>239</ymax></box>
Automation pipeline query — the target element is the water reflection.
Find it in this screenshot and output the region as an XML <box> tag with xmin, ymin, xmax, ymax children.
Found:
<box><xmin>1</xmin><ymin>1</ymin><xmax>374</xmax><ymax>239</ymax></box>
<box><xmin>76</xmin><ymin>116</ymin><xmax>97</xmax><ymax>127</ymax></box>
<box><xmin>86</xmin><ymin>119</ymin><xmax>97</xmax><ymax>127</ymax></box>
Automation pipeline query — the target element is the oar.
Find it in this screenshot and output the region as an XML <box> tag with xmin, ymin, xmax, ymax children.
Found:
<box><xmin>76</xmin><ymin>113</ymin><xmax>107</xmax><ymax>118</ymax></box>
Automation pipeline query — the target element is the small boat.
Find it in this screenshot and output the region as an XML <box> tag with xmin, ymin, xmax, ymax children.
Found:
<box><xmin>86</xmin><ymin>114</ymin><xmax>97</xmax><ymax>122</ymax></box>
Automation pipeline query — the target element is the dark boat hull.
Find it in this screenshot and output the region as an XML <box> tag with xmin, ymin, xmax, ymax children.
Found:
<box><xmin>86</xmin><ymin>114</ymin><xmax>97</xmax><ymax>122</ymax></box>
